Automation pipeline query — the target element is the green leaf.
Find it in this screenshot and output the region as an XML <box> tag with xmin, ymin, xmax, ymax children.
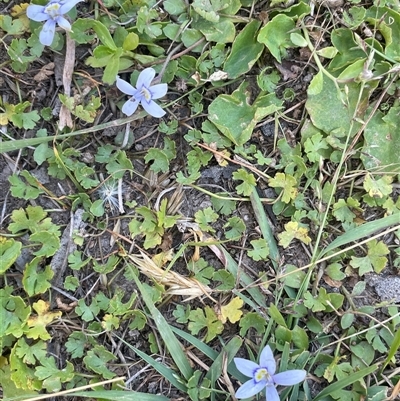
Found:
<box><xmin>0</xmin><ymin>288</ymin><xmax>31</xmax><ymax>338</ymax></box>
<box><xmin>208</xmin><ymin>81</ymin><xmax>282</xmax><ymax>145</ymax></box>
<box><xmin>213</xmin><ymin>270</ymin><xmax>235</xmax><ymax>290</ymax></box>
<box><xmin>283</xmin><ymin>264</ymin><xmax>306</xmax><ymax>288</ymax></box>
<box><xmin>123</xmin><ymin>32</ymin><xmax>139</xmax><ymax>51</ymax></box>
<box><xmin>350</xmin><ymin>239</ymin><xmax>389</xmax><ymax>275</ymax></box>
<box><xmin>192</xmin><ymin>0</ymin><xmax>220</xmax><ymax>22</ymax></box>
<box><xmin>224</xmin><ymin>216</ymin><xmax>246</xmax><ymax>239</ymax></box>
<box><xmin>30</xmin><ymin>231</ymin><xmax>60</xmax><ymax>257</ymax></box>
<box><xmin>351</xmin><ymin>341</ymin><xmax>375</xmax><ymax>367</ymax></box>
<box><xmin>144</xmin><ymin>149</ymin><xmax>171</xmax><ymax>173</ymax></box>
<box><xmin>34</xmin><ymin>357</ymin><xmax>74</xmax><ymax>392</ymax></box>
<box><xmin>341</xmin><ymin>313</ymin><xmax>355</xmax><ymax>329</ymax></box>
<box><xmin>268</xmin><ymin>172</ymin><xmax>297</xmax><ymax>203</ymax></box>
<box><xmin>292</xmin><ymin>326</ymin><xmax>309</xmax><ymax>349</ymax></box>
<box><xmin>8</xmin><ymin>170</ymin><xmax>43</xmax><ymax>200</ymax></box>
<box><xmin>10</xmin><ymin>346</ymin><xmax>42</xmax><ymax>391</ymax></box>
<box><xmin>224</xmin><ymin>20</ymin><xmax>264</xmax><ymax>79</ymax></box>
<box><xmin>83</xmin><ymin>345</ymin><xmax>117</xmax><ymax>379</ymax></box>
<box><xmin>10</xmin><ymin>108</ymin><xmax>40</xmax><ymax>129</ymax></box>
<box><xmin>232</xmin><ymin>168</ymin><xmax>256</xmax><ymax>196</ymax></box>
<box><xmin>194</xmin><ymin>207</ymin><xmax>219</xmax><ymax>232</ymax></box>
<box><xmin>22</xmin><ymin>257</ymin><xmax>53</xmax><ymax>296</ymax></box>
<box><xmin>8</xmin><ymin>205</ymin><xmax>52</xmax><ymax>234</ymax></box>
<box><xmin>364</xmin><ymin>174</ymin><xmax>393</xmax><ymax>198</ymax></box>
<box><xmin>66</xmin><ymin>331</ymin><xmax>96</xmax><ymax>359</ymax></box>
<box><xmin>211</xmin><ymin>193</ymin><xmax>237</xmax><ymax>215</ymax></box>
<box><xmin>75</xmin><ymin>298</ymin><xmax>100</xmax><ymax>322</ymax></box>
<box><xmin>239</xmin><ymin>312</ymin><xmax>267</xmax><ymax>337</ymax></box>
<box><xmin>173</xmin><ymin>304</ymin><xmax>191</xmax><ymax>324</ymax></box>
<box><xmin>0</xmin><ymin>15</ymin><xmax>25</xmax><ymax>34</ymax></box>
<box><xmin>304</xmin><ymin>133</ymin><xmax>330</xmax><ymax>163</ymax></box>
<box><xmin>307</xmin><ymin>71</ymin><xmax>324</xmax><ymax>96</ymax></box>
<box><xmin>290</xmin><ymin>32</ymin><xmax>307</xmax><ymax>47</ymax></box>
<box><xmin>269</xmin><ymin>303</ymin><xmax>287</xmax><ymax>328</ymax></box>
<box><xmin>187</xmin><ymin>258</ymin><xmax>214</xmax><ymax>285</ymax></box>
<box><xmin>361</xmin><ymin>107</ymin><xmax>400</xmax><ymax>172</ymax></box>
<box><xmin>0</xmin><ymin>238</ymin><xmax>22</xmax><ymax>274</ymax></box>
<box><xmin>164</xmin><ymin>0</ymin><xmax>187</xmax><ymax>15</ymax></box>
<box><xmin>15</xmin><ymin>338</ymin><xmax>47</xmax><ymax>365</ymax></box>
<box><xmin>188</xmin><ymin>306</ymin><xmax>224</xmax><ymax>342</ymax></box>
<box><xmin>257</xmin><ymin>14</ymin><xmax>296</xmax><ymax>62</ymax></box>
<box><xmin>248</xmin><ymin>238</ymin><xmax>269</xmax><ymax>261</ymax></box>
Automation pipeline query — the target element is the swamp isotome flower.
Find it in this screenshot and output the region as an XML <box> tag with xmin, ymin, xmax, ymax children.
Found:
<box><xmin>27</xmin><ymin>0</ymin><xmax>83</xmax><ymax>46</ymax></box>
<box><xmin>234</xmin><ymin>345</ymin><xmax>306</xmax><ymax>401</ymax></box>
<box><xmin>116</xmin><ymin>68</ymin><xmax>168</xmax><ymax>118</ymax></box>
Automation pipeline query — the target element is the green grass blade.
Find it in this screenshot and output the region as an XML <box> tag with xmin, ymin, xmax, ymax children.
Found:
<box><xmin>205</xmin><ymin>336</ymin><xmax>242</xmax><ymax>383</ymax></box>
<box><xmin>381</xmin><ymin>323</ymin><xmax>400</xmax><ymax>371</ymax></box>
<box><xmin>171</xmin><ymin>326</ymin><xmax>246</xmax><ymax>382</ymax></box>
<box><xmin>127</xmin><ymin>263</ymin><xmax>193</xmax><ymax>381</ymax></box>
<box><xmin>113</xmin><ymin>335</ymin><xmax>187</xmax><ymax>392</ymax></box>
<box><xmin>320</xmin><ymin>213</ymin><xmax>400</xmax><ymax>258</ymax></box>
<box><xmin>250</xmin><ymin>188</ymin><xmax>280</xmax><ymax>269</ymax></box>
<box><xmin>68</xmin><ymin>390</ymin><xmax>169</xmax><ymax>401</ymax></box>
<box><xmin>0</xmin><ymin>114</ymin><xmax>145</xmax><ymax>154</ymax></box>
<box><xmin>215</xmin><ymin>244</ymin><xmax>266</xmax><ymax>307</ymax></box>
<box><xmin>312</xmin><ymin>364</ymin><xmax>378</xmax><ymax>401</ymax></box>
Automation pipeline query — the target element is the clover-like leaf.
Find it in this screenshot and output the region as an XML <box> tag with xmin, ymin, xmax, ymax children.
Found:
<box><xmin>219</xmin><ymin>297</ymin><xmax>243</xmax><ymax>324</ymax></box>
<box><xmin>269</xmin><ymin>172</ymin><xmax>298</xmax><ymax>204</ymax></box>
<box><xmin>188</xmin><ymin>306</ymin><xmax>224</xmax><ymax>343</ymax></box>
<box><xmin>26</xmin><ymin>300</ymin><xmax>62</xmax><ymax>340</ymax></box>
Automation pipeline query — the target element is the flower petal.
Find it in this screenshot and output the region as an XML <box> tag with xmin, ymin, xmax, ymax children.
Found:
<box><xmin>59</xmin><ymin>0</ymin><xmax>84</xmax><ymax>14</ymax></box>
<box><xmin>273</xmin><ymin>370</ymin><xmax>306</xmax><ymax>386</ymax></box>
<box><xmin>39</xmin><ymin>19</ymin><xmax>56</xmax><ymax>46</ymax></box>
<box><xmin>26</xmin><ymin>5</ymin><xmax>48</xmax><ymax>21</ymax></box>
<box><xmin>149</xmin><ymin>83</ymin><xmax>168</xmax><ymax>99</ymax></box>
<box><xmin>116</xmin><ymin>76</ymin><xmax>137</xmax><ymax>96</ymax></box>
<box><xmin>141</xmin><ymin>99</ymin><xmax>165</xmax><ymax>118</ymax></box>
<box><xmin>233</xmin><ymin>358</ymin><xmax>259</xmax><ymax>378</ymax></box>
<box><xmin>265</xmin><ymin>384</ymin><xmax>280</xmax><ymax>401</ymax></box>
<box><xmin>235</xmin><ymin>379</ymin><xmax>266</xmax><ymax>399</ymax></box>
<box><xmin>136</xmin><ymin>67</ymin><xmax>155</xmax><ymax>89</ymax></box>
<box><xmin>259</xmin><ymin>345</ymin><xmax>276</xmax><ymax>375</ymax></box>
<box><xmin>121</xmin><ymin>98</ymin><xmax>140</xmax><ymax>116</ymax></box>
<box><xmin>56</xmin><ymin>16</ymin><xmax>71</xmax><ymax>31</ymax></box>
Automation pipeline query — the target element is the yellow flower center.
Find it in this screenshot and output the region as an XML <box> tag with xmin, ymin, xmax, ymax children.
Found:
<box><xmin>45</xmin><ymin>2</ymin><xmax>61</xmax><ymax>18</ymax></box>
<box><xmin>140</xmin><ymin>87</ymin><xmax>151</xmax><ymax>101</ymax></box>
<box><xmin>254</xmin><ymin>368</ymin><xmax>271</xmax><ymax>382</ymax></box>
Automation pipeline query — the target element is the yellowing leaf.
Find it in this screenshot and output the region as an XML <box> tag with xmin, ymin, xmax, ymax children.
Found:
<box><xmin>10</xmin><ymin>3</ymin><xmax>30</xmax><ymax>31</ymax></box>
<box><xmin>268</xmin><ymin>172</ymin><xmax>298</xmax><ymax>203</ymax></box>
<box><xmin>26</xmin><ymin>300</ymin><xmax>62</xmax><ymax>340</ymax></box>
<box><xmin>278</xmin><ymin>221</ymin><xmax>312</xmax><ymax>248</ymax></box>
<box><xmin>0</xmin><ymin>113</ymin><xmax>9</xmax><ymax>125</ymax></box>
<box><xmin>219</xmin><ymin>297</ymin><xmax>243</xmax><ymax>324</ymax></box>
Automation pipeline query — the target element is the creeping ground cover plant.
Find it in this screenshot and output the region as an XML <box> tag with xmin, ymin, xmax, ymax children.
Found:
<box><xmin>234</xmin><ymin>345</ymin><xmax>306</xmax><ymax>400</ymax></box>
<box><xmin>2</xmin><ymin>0</ymin><xmax>400</xmax><ymax>400</ymax></box>
<box><xmin>27</xmin><ymin>0</ymin><xmax>83</xmax><ymax>46</ymax></box>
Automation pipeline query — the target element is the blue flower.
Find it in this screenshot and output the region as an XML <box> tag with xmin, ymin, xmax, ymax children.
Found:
<box><xmin>234</xmin><ymin>345</ymin><xmax>306</xmax><ymax>400</ymax></box>
<box><xmin>116</xmin><ymin>68</ymin><xmax>168</xmax><ymax>118</ymax></box>
<box><xmin>27</xmin><ymin>0</ymin><xmax>83</xmax><ymax>46</ymax></box>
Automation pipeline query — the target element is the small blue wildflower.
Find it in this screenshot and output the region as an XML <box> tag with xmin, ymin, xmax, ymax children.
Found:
<box><xmin>234</xmin><ymin>345</ymin><xmax>306</xmax><ymax>401</ymax></box>
<box><xmin>116</xmin><ymin>68</ymin><xmax>168</xmax><ymax>118</ymax></box>
<box><xmin>27</xmin><ymin>0</ymin><xmax>83</xmax><ymax>46</ymax></box>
